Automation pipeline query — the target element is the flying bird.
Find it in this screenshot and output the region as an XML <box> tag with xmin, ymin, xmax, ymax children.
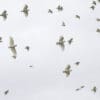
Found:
<box><xmin>21</xmin><ymin>4</ymin><xmax>29</xmax><ymax>17</ymax></box>
<box><xmin>0</xmin><ymin>10</ymin><xmax>8</xmax><ymax>20</ymax></box>
<box><xmin>62</xmin><ymin>21</ymin><xmax>66</xmax><ymax>27</ymax></box>
<box><xmin>96</xmin><ymin>18</ymin><xmax>100</xmax><ymax>21</ymax></box>
<box><xmin>63</xmin><ymin>65</ymin><xmax>72</xmax><ymax>77</ymax></box>
<box><xmin>56</xmin><ymin>5</ymin><xmax>63</xmax><ymax>11</ymax></box>
<box><xmin>68</xmin><ymin>38</ymin><xmax>73</xmax><ymax>45</ymax></box>
<box><xmin>25</xmin><ymin>46</ymin><xmax>30</xmax><ymax>51</ymax></box>
<box><xmin>90</xmin><ymin>5</ymin><xmax>95</xmax><ymax>10</ymax></box>
<box><xmin>56</xmin><ymin>36</ymin><xmax>66</xmax><ymax>50</ymax></box>
<box><xmin>75</xmin><ymin>85</ymin><xmax>85</xmax><ymax>91</ymax></box>
<box><xmin>96</xmin><ymin>28</ymin><xmax>100</xmax><ymax>32</ymax></box>
<box><xmin>8</xmin><ymin>37</ymin><xmax>17</xmax><ymax>59</ymax></box>
<box><xmin>91</xmin><ymin>86</ymin><xmax>97</xmax><ymax>93</ymax></box>
<box><xmin>92</xmin><ymin>1</ymin><xmax>96</xmax><ymax>5</ymax></box>
<box><xmin>4</xmin><ymin>90</ymin><xmax>9</xmax><ymax>95</ymax></box>
<box><xmin>75</xmin><ymin>15</ymin><xmax>80</xmax><ymax>19</ymax></box>
<box><xmin>0</xmin><ymin>37</ymin><xmax>2</xmax><ymax>42</ymax></box>
<box><xmin>80</xmin><ymin>85</ymin><xmax>85</xmax><ymax>88</ymax></box>
<box><xmin>75</xmin><ymin>62</ymin><xmax>80</xmax><ymax>66</ymax></box>
<box><xmin>48</xmin><ymin>9</ymin><xmax>53</xmax><ymax>14</ymax></box>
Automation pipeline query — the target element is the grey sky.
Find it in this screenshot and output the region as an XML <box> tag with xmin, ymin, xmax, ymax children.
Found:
<box><xmin>0</xmin><ymin>0</ymin><xmax>100</xmax><ymax>100</ymax></box>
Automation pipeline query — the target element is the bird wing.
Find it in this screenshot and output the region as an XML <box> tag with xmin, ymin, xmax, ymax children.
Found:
<box><xmin>11</xmin><ymin>47</ymin><xmax>17</xmax><ymax>56</ymax></box>
<box><xmin>9</xmin><ymin>37</ymin><xmax>14</xmax><ymax>46</ymax></box>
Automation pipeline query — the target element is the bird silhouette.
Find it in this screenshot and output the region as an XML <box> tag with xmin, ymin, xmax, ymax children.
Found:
<box><xmin>21</xmin><ymin>4</ymin><xmax>29</xmax><ymax>17</ymax></box>
<box><xmin>56</xmin><ymin>36</ymin><xmax>66</xmax><ymax>50</ymax></box>
<box><xmin>75</xmin><ymin>86</ymin><xmax>85</xmax><ymax>91</ymax></box>
<box><xmin>48</xmin><ymin>9</ymin><xmax>53</xmax><ymax>14</ymax></box>
<box><xmin>92</xmin><ymin>1</ymin><xmax>96</xmax><ymax>5</ymax></box>
<box><xmin>0</xmin><ymin>37</ymin><xmax>2</xmax><ymax>42</ymax></box>
<box><xmin>75</xmin><ymin>62</ymin><xmax>80</xmax><ymax>66</ymax></box>
<box><xmin>4</xmin><ymin>90</ymin><xmax>9</xmax><ymax>95</ymax></box>
<box><xmin>96</xmin><ymin>28</ymin><xmax>100</xmax><ymax>32</ymax></box>
<box><xmin>63</xmin><ymin>65</ymin><xmax>72</xmax><ymax>77</ymax></box>
<box><xmin>25</xmin><ymin>46</ymin><xmax>30</xmax><ymax>51</ymax></box>
<box><xmin>91</xmin><ymin>86</ymin><xmax>97</xmax><ymax>93</ymax></box>
<box><xmin>96</xmin><ymin>18</ymin><xmax>100</xmax><ymax>21</ymax></box>
<box><xmin>0</xmin><ymin>10</ymin><xmax>8</xmax><ymax>20</ymax></box>
<box><xmin>75</xmin><ymin>15</ymin><xmax>80</xmax><ymax>19</ymax></box>
<box><xmin>90</xmin><ymin>5</ymin><xmax>95</xmax><ymax>10</ymax></box>
<box><xmin>68</xmin><ymin>38</ymin><xmax>73</xmax><ymax>45</ymax></box>
<box><xmin>8</xmin><ymin>37</ymin><xmax>17</xmax><ymax>59</ymax></box>
<box><xmin>62</xmin><ymin>21</ymin><xmax>66</xmax><ymax>27</ymax></box>
<box><xmin>56</xmin><ymin>5</ymin><xmax>63</xmax><ymax>11</ymax></box>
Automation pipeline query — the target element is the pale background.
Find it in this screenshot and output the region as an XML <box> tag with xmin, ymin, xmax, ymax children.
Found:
<box><xmin>0</xmin><ymin>0</ymin><xmax>100</xmax><ymax>100</ymax></box>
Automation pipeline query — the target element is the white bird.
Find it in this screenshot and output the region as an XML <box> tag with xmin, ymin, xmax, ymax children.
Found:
<box><xmin>8</xmin><ymin>37</ymin><xmax>17</xmax><ymax>59</ymax></box>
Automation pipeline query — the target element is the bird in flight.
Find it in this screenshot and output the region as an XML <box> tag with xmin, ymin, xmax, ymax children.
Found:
<box><xmin>25</xmin><ymin>46</ymin><xmax>30</xmax><ymax>51</ymax></box>
<box><xmin>96</xmin><ymin>28</ymin><xmax>100</xmax><ymax>33</ymax></box>
<box><xmin>4</xmin><ymin>90</ymin><xmax>9</xmax><ymax>95</ymax></box>
<box><xmin>63</xmin><ymin>65</ymin><xmax>72</xmax><ymax>77</ymax></box>
<box><xmin>48</xmin><ymin>9</ymin><xmax>53</xmax><ymax>14</ymax></box>
<box><xmin>0</xmin><ymin>10</ymin><xmax>8</xmax><ymax>20</ymax></box>
<box><xmin>56</xmin><ymin>5</ymin><xmax>63</xmax><ymax>11</ymax></box>
<box><xmin>8</xmin><ymin>37</ymin><xmax>17</xmax><ymax>59</ymax></box>
<box><xmin>91</xmin><ymin>86</ymin><xmax>97</xmax><ymax>93</ymax></box>
<box><xmin>62</xmin><ymin>21</ymin><xmax>66</xmax><ymax>27</ymax></box>
<box><xmin>92</xmin><ymin>1</ymin><xmax>96</xmax><ymax>5</ymax></box>
<box><xmin>75</xmin><ymin>61</ymin><xmax>80</xmax><ymax>66</ymax></box>
<box><xmin>90</xmin><ymin>5</ymin><xmax>95</xmax><ymax>10</ymax></box>
<box><xmin>21</xmin><ymin>4</ymin><xmax>29</xmax><ymax>17</ymax></box>
<box><xmin>96</xmin><ymin>18</ymin><xmax>100</xmax><ymax>21</ymax></box>
<box><xmin>0</xmin><ymin>37</ymin><xmax>2</xmax><ymax>42</ymax></box>
<box><xmin>56</xmin><ymin>36</ymin><xmax>66</xmax><ymax>50</ymax></box>
<box><xmin>75</xmin><ymin>15</ymin><xmax>80</xmax><ymax>19</ymax></box>
<box><xmin>75</xmin><ymin>85</ymin><xmax>85</xmax><ymax>91</ymax></box>
<box><xmin>68</xmin><ymin>38</ymin><xmax>73</xmax><ymax>45</ymax></box>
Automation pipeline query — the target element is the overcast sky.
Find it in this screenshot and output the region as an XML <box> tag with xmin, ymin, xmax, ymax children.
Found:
<box><xmin>0</xmin><ymin>0</ymin><xmax>100</xmax><ymax>100</ymax></box>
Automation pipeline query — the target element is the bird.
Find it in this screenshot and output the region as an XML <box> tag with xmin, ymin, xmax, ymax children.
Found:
<box><xmin>91</xmin><ymin>86</ymin><xmax>97</xmax><ymax>93</ymax></box>
<box><xmin>63</xmin><ymin>65</ymin><xmax>72</xmax><ymax>77</ymax></box>
<box><xmin>56</xmin><ymin>5</ymin><xmax>63</xmax><ymax>11</ymax></box>
<box><xmin>80</xmin><ymin>85</ymin><xmax>85</xmax><ymax>88</ymax></box>
<box><xmin>62</xmin><ymin>21</ymin><xmax>66</xmax><ymax>27</ymax></box>
<box><xmin>0</xmin><ymin>37</ymin><xmax>2</xmax><ymax>42</ymax></box>
<box><xmin>8</xmin><ymin>37</ymin><xmax>17</xmax><ymax>59</ymax></box>
<box><xmin>96</xmin><ymin>18</ymin><xmax>100</xmax><ymax>21</ymax></box>
<box><xmin>98</xmin><ymin>0</ymin><xmax>100</xmax><ymax>2</ymax></box>
<box><xmin>96</xmin><ymin>28</ymin><xmax>100</xmax><ymax>33</ymax></box>
<box><xmin>75</xmin><ymin>88</ymin><xmax>80</xmax><ymax>91</ymax></box>
<box><xmin>21</xmin><ymin>4</ymin><xmax>29</xmax><ymax>17</ymax></box>
<box><xmin>75</xmin><ymin>15</ymin><xmax>80</xmax><ymax>19</ymax></box>
<box><xmin>0</xmin><ymin>10</ymin><xmax>8</xmax><ymax>20</ymax></box>
<box><xmin>56</xmin><ymin>36</ymin><xmax>66</xmax><ymax>50</ymax></box>
<box><xmin>90</xmin><ymin>5</ymin><xmax>95</xmax><ymax>10</ymax></box>
<box><xmin>68</xmin><ymin>38</ymin><xmax>73</xmax><ymax>45</ymax></box>
<box><xmin>29</xmin><ymin>65</ymin><xmax>33</xmax><ymax>68</ymax></box>
<box><xmin>92</xmin><ymin>1</ymin><xmax>96</xmax><ymax>5</ymax></box>
<box><xmin>48</xmin><ymin>9</ymin><xmax>53</xmax><ymax>14</ymax></box>
<box><xmin>4</xmin><ymin>90</ymin><xmax>9</xmax><ymax>95</ymax></box>
<box><xmin>25</xmin><ymin>46</ymin><xmax>30</xmax><ymax>51</ymax></box>
<box><xmin>75</xmin><ymin>85</ymin><xmax>85</xmax><ymax>91</ymax></box>
<box><xmin>75</xmin><ymin>62</ymin><xmax>80</xmax><ymax>66</ymax></box>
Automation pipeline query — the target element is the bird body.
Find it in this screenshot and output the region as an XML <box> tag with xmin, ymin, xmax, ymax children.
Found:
<box><xmin>8</xmin><ymin>37</ymin><xmax>17</xmax><ymax>59</ymax></box>
<box><xmin>0</xmin><ymin>10</ymin><xmax>8</xmax><ymax>20</ymax></box>
<box><xmin>68</xmin><ymin>38</ymin><xmax>73</xmax><ymax>45</ymax></box>
<box><xmin>4</xmin><ymin>90</ymin><xmax>9</xmax><ymax>95</ymax></box>
<box><xmin>48</xmin><ymin>9</ymin><xmax>53</xmax><ymax>14</ymax></box>
<box><xmin>21</xmin><ymin>4</ymin><xmax>29</xmax><ymax>17</ymax></box>
<box><xmin>91</xmin><ymin>86</ymin><xmax>97</xmax><ymax>93</ymax></box>
<box><xmin>56</xmin><ymin>5</ymin><xmax>63</xmax><ymax>11</ymax></box>
<box><xmin>56</xmin><ymin>36</ymin><xmax>66</xmax><ymax>50</ymax></box>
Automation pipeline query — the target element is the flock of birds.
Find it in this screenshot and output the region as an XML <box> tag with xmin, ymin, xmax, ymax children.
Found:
<box><xmin>0</xmin><ymin>0</ymin><xmax>99</xmax><ymax>97</ymax></box>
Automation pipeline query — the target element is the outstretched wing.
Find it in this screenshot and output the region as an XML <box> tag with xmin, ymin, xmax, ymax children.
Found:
<box><xmin>11</xmin><ymin>47</ymin><xmax>17</xmax><ymax>57</ymax></box>
<box><xmin>9</xmin><ymin>37</ymin><xmax>14</xmax><ymax>46</ymax></box>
